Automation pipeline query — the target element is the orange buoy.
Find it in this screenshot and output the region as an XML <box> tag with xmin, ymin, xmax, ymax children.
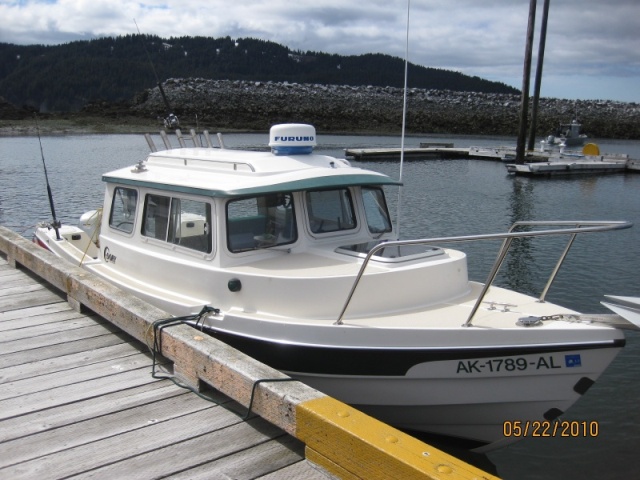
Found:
<box><xmin>583</xmin><ymin>143</ymin><xmax>600</xmax><ymax>156</ymax></box>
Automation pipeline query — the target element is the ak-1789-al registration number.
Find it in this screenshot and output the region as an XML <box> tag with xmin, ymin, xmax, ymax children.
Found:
<box><xmin>456</xmin><ymin>354</ymin><xmax>581</xmax><ymax>374</ymax></box>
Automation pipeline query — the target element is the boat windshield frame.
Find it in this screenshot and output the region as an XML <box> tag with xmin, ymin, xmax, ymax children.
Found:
<box><xmin>226</xmin><ymin>192</ymin><xmax>298</xmax><ymax>253</ymax></box>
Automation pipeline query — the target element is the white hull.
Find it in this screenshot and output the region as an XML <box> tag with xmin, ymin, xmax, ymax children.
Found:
<box><xmin>193</xmin><ymin>310</ymin><xmax>623</xmax><ymax>449</ymax></box>
<box><xmin>291</xmin><ymin>346</ymin><xmax>619</xmax><ymax>449</ymax></box>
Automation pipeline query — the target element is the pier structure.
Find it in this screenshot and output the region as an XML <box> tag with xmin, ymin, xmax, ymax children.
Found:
<box><xmin>0</xmin><ymin>226</ymin><xmax>498</xmax><ymax>480</ymax></box>
<box><xmin>344</xmin><ymin>144</ymin><xmax>637</xmax><ymax>176</ymax></box>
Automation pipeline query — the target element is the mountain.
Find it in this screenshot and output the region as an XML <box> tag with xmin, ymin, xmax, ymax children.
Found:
<box><xmin>0</xmin><ymin>35</ymin><xmax>518</xmax><ymax>112</ymax></box>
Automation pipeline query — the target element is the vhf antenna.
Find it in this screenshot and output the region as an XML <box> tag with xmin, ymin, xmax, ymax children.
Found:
<box><xmin>134</xmin><ymin>19</ymin><xmax>179</xmax><ymax>129</ymax></box>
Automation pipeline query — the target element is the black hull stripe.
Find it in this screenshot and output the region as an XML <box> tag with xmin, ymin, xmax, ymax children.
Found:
<box><xmin>203</xmin><ymin>327</ymin><xmax>625</xmax><ymax>376</ymax></box>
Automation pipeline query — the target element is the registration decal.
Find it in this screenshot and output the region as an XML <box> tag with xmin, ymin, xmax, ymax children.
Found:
<box><xmin>455</xmin><ymin>354</ymin><xmax>580</xmax><ymax>374</ymax></box>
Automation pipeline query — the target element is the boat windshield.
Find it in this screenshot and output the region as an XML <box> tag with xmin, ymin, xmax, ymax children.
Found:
<box><xmin>306</xmin><ymin>188</ymin><xmax>357</xmax><ymax>234</ymax></box>
<box><xmin>226</xmin><ymin>193</ymin><xmax>297</xmax><ymax>252</ymax></box>
<box><xmin>362</xmin><ymin>187</ymin><xmax>392</xmax><ymax>234</ymax></box>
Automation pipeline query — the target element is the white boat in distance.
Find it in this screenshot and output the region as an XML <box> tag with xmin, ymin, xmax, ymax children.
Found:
<box><xmin>547</xmin><ymin>119</ymin><xmax>588</xmax><ymax>147</ymax></box>
<box><xmin>35</xmin><ymin>124</ymin><xmax>637</xmax><ymax>451</ymax></box>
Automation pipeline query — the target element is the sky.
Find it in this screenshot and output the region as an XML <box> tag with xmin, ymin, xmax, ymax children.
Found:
<box><xmin>1</xmin><ymin>0</ymin><xmax>639</xmax><ymax>102</ymax></box>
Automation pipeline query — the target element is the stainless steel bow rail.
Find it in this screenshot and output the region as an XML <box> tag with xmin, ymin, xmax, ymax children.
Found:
<box><xmin>335</xmin><ymin>220</ymin><xmax>632</xmax><ymax>326</ymax></box>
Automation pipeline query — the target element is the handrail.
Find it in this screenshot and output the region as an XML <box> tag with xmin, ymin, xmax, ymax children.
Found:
<box><xmin>335</xmin><ymin>220</ymin><xmax>632</xmax><ymax>326</ymax></box>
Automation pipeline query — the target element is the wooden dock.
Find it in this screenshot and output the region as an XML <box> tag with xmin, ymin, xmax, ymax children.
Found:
<box><xmin>344</xmin><ymin>145</ymin><xmax>639</xmax><ymax>175</ymax></box>
<box><xmin>0</xmin><ymin>227</ymin><xmax>498</xmax><ymax>480</ymax></box>
<box><xmin>0</xmin><ymin>255</ymin><xmax>322</xmax><ymax>479</ymax></box>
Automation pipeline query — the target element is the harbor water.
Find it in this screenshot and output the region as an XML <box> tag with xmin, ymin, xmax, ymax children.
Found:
<box><xmin>1</xmin><ymin>132</ymin><xmax>639</xmax><ymax>479</ymax></box>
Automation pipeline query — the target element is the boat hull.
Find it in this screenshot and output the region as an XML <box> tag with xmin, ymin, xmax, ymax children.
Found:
<box><xmin>201</xmin><ymin>324</ymin><xmax>623</xmax><ymax>450</ymax></box>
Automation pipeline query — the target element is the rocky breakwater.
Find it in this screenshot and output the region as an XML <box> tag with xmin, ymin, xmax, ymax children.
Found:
<box><xmin>133</xmin><ymin>78</ymin><xmax>640</xmax><ymax>139</ymax></box>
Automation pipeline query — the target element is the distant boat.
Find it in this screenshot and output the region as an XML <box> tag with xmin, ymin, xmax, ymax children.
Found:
<box><xmin>547</xmin><ymin>119</ymin><xmax>588</xmax><ymax>147</ymax></box>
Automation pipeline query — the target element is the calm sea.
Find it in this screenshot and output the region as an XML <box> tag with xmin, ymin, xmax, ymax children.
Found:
<box><xmin>1</xmin><ymin>132</ymin><xmax>639</xmax><ymax>479</ymax></box>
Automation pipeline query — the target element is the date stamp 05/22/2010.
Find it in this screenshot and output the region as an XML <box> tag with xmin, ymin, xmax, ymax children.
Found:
<box><xmin>503</xmin><ymin>420</ymin><xmax>599</xmax><ymax>438</ymax></box>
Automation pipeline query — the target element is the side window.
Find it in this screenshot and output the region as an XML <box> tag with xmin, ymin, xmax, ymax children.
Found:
<box><xmin>142</xmin><ymin>194</ymin><xmax>212</xmax><ymax>253</ymax></box>
<box><xmin>169</xmin><ymin>198</ymin><xmax>212</xmax><ymax>253</ymax></box>
<box><xmin>142</xmin><ymin>194</ymin><xmax>171</xmax><ymax>241</ymax></box>
<box><xmin>227</xmin><ymin>193</ymin><xmax>297</xmax><ymax>252</ymax></box>
<box><xmin>362</xmin><ymin>187</ymin><xmax>392</xmax><ymax>234</ymax></box>
<box><xmin>109</xmin><ymin>187</ymin><xmax>138</xmax><ymax>234</ymax></box>
<box><xmin>306</xmin><ymin>189</ymin><xmax>356</xmax><ymax>234</ymax></box>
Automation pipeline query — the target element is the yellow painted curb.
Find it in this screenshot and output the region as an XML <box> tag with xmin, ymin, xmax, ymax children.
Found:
<box><xmin>296</xmin><ymin>397</ymin><xmax>499</xmax><ymax>480</ymax></box>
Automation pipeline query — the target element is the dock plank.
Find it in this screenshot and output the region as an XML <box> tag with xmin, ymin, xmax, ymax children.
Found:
<box><xmin>0</xmin><ymin>351</ymin><xmax>153</xmax><ymax>401</ymax></box>
<box><xmin>0</xmin><ymin>314</ymin><xmax>108</xmax><ymax>342</ymax></box>
<box><xmin>0</xmin><ymin>301</ymin><xmax>77</xmax><ymax>323</ymax></box>
<box><xmin>1</xmin><ymin>408</ymin><xmax>247</xmax><ymax>478</ymax></box>
<box><xmin>162</xmin><ymin>434</ymin><xmax>305</xmax><ymax>480</ymax></box>
<box><xmin>0</xmin><ymin>393</ymin><xmax>227</xmax><ymax>469</ymax></box>
<box><xmin>0</xmin><ymin>383</ymin><xmax>182</xmax><ymax>443</ymax></box>
<box><xmin>0</xmin><ymin>342</ymin><xmax>141</xmax><ymax>384</ymax></box>
<box><xmin>75</xmin><ymin>419</ymin><xmax>296</xmax><ymax>479</ymax></box>
<box><xmin>0</xmin><ymin>307</ymin><xmax>88</xmax><ymax>332</ymax></box>
<box><xmin>0</xmin><ymin>332</ymin><xmax>128</xmax><ymax>369</ymax></box>
<box><xmin>0</xmin><ymin>288</ymin><xmax>65</xmax><ymax>312</ymax></box>
<box><xmin>1</xmin><ymin>322</ymin><xmax>124</xmax><ymax>355</ymax></box>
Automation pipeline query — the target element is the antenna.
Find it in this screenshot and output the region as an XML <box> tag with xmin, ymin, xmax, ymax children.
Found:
<box><xmin>35</xmin><ymin>115</ymin><xmax>61</xmax><ymax>240</ymax></box>
<box><xmin>134</xmin><ymin>19</ymin><xmax>179</xmax><ymax>129</ymax></box>
<box><xmin>396</xmin><ymin>0</ymin><xmax>411</xmax><ymax>239</ymax></box>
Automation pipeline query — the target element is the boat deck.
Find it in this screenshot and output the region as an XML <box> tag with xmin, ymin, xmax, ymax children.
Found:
<box><xmin>0</xmin><ymin>255</ymin><xmax>328</xmax><ymax>479</ymax></box>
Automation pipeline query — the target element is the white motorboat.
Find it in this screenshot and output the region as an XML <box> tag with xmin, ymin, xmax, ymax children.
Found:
<box><xmin>34</xmin><ymin>124</ymin><xmax>637</xmax><ymax>451</ymax></box>
<box><xmin>547</xmin><ymin>119</ymin><xmax>588</xmax><ymax>147</ymax></box>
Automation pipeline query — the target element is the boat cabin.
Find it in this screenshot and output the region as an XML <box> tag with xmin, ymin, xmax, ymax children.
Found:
<box><xmin>100</xmin><ymin>125</ymin><xmax>401</xmax><ymax>268</ymax></box>
<box><xmin>70</xmin><ymin>125</ymin><xmax>468</xmax><ymax>318</ymax></box>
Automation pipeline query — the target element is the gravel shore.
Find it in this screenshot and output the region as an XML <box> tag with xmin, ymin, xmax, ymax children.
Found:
<box><xmin>3</xmin><ymin>79</ymin><xmax>639</xmax><ymax>139</ymax></box>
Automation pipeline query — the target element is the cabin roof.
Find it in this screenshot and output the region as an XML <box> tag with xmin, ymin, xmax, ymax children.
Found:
<box><xmin>102</xmin><ymin>147</ymin><xmax>401</xmax><ymax>197</ymax></box>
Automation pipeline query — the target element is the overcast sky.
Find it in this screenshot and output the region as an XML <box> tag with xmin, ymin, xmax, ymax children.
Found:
<box><xmin>1</xmin><ymin>0</ymin><xmax>638</xmax><ymax>102</ymax></box>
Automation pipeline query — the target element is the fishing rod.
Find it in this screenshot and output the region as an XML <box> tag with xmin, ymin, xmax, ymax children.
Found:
<box><xmin>35</xmin><ymin>115</ymin><xmax>61</xmax><ymax>240</ymax></box>
<box><xmin>134</xmin><ymin>19</ymin><xmax>179</xmax><ymax>129</ymax></box>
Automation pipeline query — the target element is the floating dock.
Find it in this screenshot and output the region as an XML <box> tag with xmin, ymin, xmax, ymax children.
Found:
<box><xmin>0</xmin><ymin>226</ymin><xmax>498</xmax><ymax>480</ymax></box>
<box><xmin>344</xmin><ymin>144</ymin><xmax>638</xmax><ymax>175</ymax></box>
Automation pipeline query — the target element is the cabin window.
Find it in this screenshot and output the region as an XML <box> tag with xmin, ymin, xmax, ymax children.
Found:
<box><xmin>306</xmin><ymin>188</ymin><xmax>356</xmax><ymax>234</ymax></box>
<box><xmin>226</xmin><ymin>193</ymin><xmax>297</xmax><ymax>252</ymax></box>
<box><xmin>109</xmin><ymin>187</ymin><xmax>138</xmax><ymax>234</ymax></box>
<box><xmin>362</xmin><ymin>187</ymin><xmax>392</xmax><ymax>234</ymax></box>
<box><xmin>142</xmin><ymin>194</ymin><xmax>212</xmax><ymax>253</ymax></box>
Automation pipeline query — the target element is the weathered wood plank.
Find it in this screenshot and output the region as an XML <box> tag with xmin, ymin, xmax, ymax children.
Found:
<box><xmin>0</xmin><ymin>322</ymin><xmax>123</xmax><ymax>355</ymax></box>
<box><xmin>0</xmin><ymin>282</ymin><xmax>49</xmax><ymax>298</ymax></box>
<box><xmin>168</xmin><ymin>435</ymin><xmax>306</xmax><ymax>480</ymax></box>
<box><xmin>0</xmin><ymin>288</ymin><xmax>65</xmax><ymax>312</ymax></box>
<box><xmin>0</xmin><ymin>307</ymin><xmax>87</xmax><ymax>332</ymax></box>
<box><xmin>0</xmin><ymin>366</ymin><xmax>161</xmax><ymax>420</ymax></box>
<box><xmin>0</xmin><ymin>383</ymin><xmax>183</xmax><ymax>443</ymax></box>
<box><xmin>0</xmin><ymin>393</ymin><xmax>220</xmax><ymax>468</ymax></box>
<box><xmin>258</xmin><ymin>460</ymin><xmax>335</xmax><ymax>480</ymax></box>
<box><xmin>0</xmin><ymin>314</ymin><xmax>107</xmax><ymax>342</ymax></box>
<box><xmin>0</xmin><ymin>408</ymin><xmax>249</xmax><ymax>478</ymax></box>
<box><xmin>64</xmin><ymin>417</ymin><xmax>294</xmax><ymax>479</ymax></box>
<box><xmin>0</xmin><ymin>270</ymin><xmax>29</xmax><ymax>284</ymax></box>
<box><xmin>0</xmin><ymin>342</ymin><xmax>140</xmax><ymax>384</ymax></box>
<box><xmin>0</xmin><ymin>301</ymin><xmax>73</xmax><ymax>322</ymax></box>
<box><xmin>0</xmin><ymin>332</ymin><xmax>128</xmax><ymax>369</ymax></box>
<box><xmin>0</xmin><ymin>351</ymin><xmax>153</xmax><ymax>401</ymax></box>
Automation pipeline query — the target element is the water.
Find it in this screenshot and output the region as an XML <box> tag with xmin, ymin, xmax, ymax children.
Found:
<box><xmin>1</xmin><ymin>132</ymin><xmax>639</xmax><ymax>479</ymax></box>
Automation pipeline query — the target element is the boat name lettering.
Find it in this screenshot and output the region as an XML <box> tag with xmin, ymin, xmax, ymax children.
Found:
<box><xmin>104</xmin><ymin>247</ymin><xmax>117</xmax><ymax>264</ymax></box>
<box><xmin>273</xmin><ymin>136</ymin><xmax>315</xmax><ymax>143</ymax></box>
<box><xmin>455</xmin><ymin>355</ymin><xmax>579</xmax><ymax>374</ymax></box>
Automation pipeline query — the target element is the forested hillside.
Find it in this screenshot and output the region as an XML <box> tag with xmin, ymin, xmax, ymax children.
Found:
<box><xmin>0</xmin><ymin>35</ymin><xmax>518</xmax><ymax>112</ymax></box>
